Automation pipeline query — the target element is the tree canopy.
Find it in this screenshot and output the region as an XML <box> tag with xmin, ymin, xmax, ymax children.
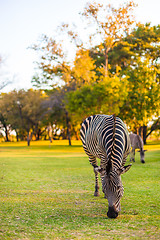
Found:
<box><xmin>0</xmin><ymin>1</ymin><xmax>160</xmax><ymax>145</ymax></box>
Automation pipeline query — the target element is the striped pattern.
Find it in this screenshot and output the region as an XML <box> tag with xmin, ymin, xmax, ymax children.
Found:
<box><xmin>80</xmin><ymin>114</ymin><xmax>131</xmax><ymax>215</ymax></box>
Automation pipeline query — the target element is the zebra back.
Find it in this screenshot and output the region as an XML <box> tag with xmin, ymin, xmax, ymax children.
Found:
<box><xmin>80</xmin><ymin>114</ymin><xmax>131</xmax><ymax>170</ymax></box>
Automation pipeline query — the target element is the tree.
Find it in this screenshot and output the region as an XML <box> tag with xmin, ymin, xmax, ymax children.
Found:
<box><xmin>32</xmin><ymin>1</ymin><xmax>137</xmax><ymax>87</ymax></box>
<box><xmin>0</xmin><ymin>91</ymin><xmax>20</xmax><ymax>141</ymax></box>
<box><xmin>66</xmin><ymin>70</ymin><xmax>128</xmax><ymax>124</ymax></box>
<box><xmin>45</xmin><ymin>88</ymin><xmax>72</xmax><ymax>145</ymax></box>
<box><xmin>81</xmin><ymin>1</ymin><xmax>136</xmax><ymax>77</ymax></box>
<box><xmin>119</xmin><ymin>58</ymin><xmax>160</xmax><ymax>143</ymax></box>
<box><xmin>88</xmin><ymin>23</ymin><xmax>160</xmax><ymax>143</ymax></box>
<box><xmin>32</xmin><ymin>1</ymin><xmax>160</xmax><ymax>143</ymax></box>
<box><xmin>32</xmin><ymin>1</ymin><xmax>137</xmax><ymax>136</ymax></box>
<box><xmin>0</xmin><ymin>112</ymin><xmax>10</xmax><ymax>141</ymax></box>
<box><xmin>146</xmin><ymin>117</ymin><xmax>160</xmax><ymax>140</ymax></box>
<box><xmin>31</xmin><ymin>32</ymin><xmax>99</xmax><ymax>145</ymax></box>
<box><xmin>31</xmin><ymin>35</ymin><xmax>73</xmax><ymax>89</ymax></box>
<box><xmin>71</xmin><ymin>49</ymin><xmax>97</xmax><ymax>86</ymax></box>
<box><xmin>118</xmin><ymin>24</ymin><xmax>160</xmax><ymax>142</ymax></box>
<box><xmin>0</xmin><ymin>90</ymin><xmax>47</xmax><ymax>145</ymax></box>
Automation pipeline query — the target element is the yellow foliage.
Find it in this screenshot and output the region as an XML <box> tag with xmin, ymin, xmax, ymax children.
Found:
<box><xmin>72</xmin><ymin>49</ymin><xmax>97</xmax><ymax>86</ymax></box>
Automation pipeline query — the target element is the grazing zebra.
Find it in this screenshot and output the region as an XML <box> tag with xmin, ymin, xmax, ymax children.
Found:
<box><xmin>129</xmin><ymin>133</ymin><xmax>146</xmax><ymax>163</ymax></box>
<box><xmin>80</xmin><ymin>114</ymin><xmax>131</xmax><ymax>218</ymax></box>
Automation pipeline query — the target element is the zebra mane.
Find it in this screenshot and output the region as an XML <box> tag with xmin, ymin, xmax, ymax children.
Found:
<box><xmin>111</xmin><ymin>114</ymin><xmax>116</xmax><ymax>159</ymax></box>
<box><xmin>106</xmin><ymin>114</ymin><xmax>116</xmax><ymax>174</ymax></box>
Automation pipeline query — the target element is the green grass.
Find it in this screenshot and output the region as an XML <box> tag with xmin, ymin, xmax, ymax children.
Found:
<box><xmin>0</xmin><ymin>140</ymin><xmax>160</xmax><ymax>239</ymax></box>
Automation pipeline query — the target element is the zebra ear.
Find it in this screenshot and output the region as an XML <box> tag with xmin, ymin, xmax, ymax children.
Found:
<box><xmin>118</xmin><ymin>164</ymin><xmax>132</xmax><ymax>175</ymax></box>
<box><xmin>106</xmin><ymin>159</ymin><xmax>112</xmax><ymax>175</ymax></box>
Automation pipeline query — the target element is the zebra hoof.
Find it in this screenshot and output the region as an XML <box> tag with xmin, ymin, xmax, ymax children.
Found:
<box><xmin>130</xmin><ymin>159</ymin><xmax>135</xmax><ymax>162</ymax></box>
<box><xmin>141</xmin><ymin>160</ymin><xmax>145</xmax><ymax>163</ymax></box>
<box><xmin>94</xmin><ymin>192</ymin><xmax>100</xmax><ymax>197</ymax></box>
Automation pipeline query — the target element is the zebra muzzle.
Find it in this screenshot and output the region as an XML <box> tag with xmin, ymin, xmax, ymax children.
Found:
<box><xmin>107</xmin><ymin>206</ymin><xmax>118</xmax><ymax>219</ymax></box>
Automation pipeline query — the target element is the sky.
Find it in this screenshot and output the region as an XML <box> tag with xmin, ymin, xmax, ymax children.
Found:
<box><xmin>0</xmin><ymin>0</ymin><xmax>160</xmax><ymax>92</ymax></box>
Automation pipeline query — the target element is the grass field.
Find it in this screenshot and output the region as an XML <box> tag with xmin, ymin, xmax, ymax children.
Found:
<box><xmin>0</xmin><ymin>140</ymin><xmax>160</xmax><ymax>239</ymax></box>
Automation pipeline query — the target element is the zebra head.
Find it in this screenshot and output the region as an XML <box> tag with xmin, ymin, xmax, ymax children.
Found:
<box><xmin>102</xmin><ymin>160</ymin><xmax>132</xmax><ymax>218</ymax></box>
<box><xmin>138</xmin><ymin>149</ymin><xmax>147</xmax><ymax>163</ymax></box>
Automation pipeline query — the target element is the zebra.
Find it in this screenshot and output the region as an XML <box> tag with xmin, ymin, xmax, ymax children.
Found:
<box><xmin>80</xmin><ymin>114</ymin><xmax>131</xmax><ymax>218</ymax></box>
<box><xmin>129</xmin><ymin>133</ymin><xmax>146</xmax><ymax>163</ymax></box>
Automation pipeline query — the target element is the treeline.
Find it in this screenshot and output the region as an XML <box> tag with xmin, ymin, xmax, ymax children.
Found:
<box><xmin>0</xmin><ymin>89</ymin><xmax>74</xmax><ymax>145</ymax></box>
<box><xmin>0</xmin><ymin>1</ymin><xmax>160</xmax><ymax>145</ymax></box>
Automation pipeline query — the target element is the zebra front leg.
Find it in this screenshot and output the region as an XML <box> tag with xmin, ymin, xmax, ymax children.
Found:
<box><xmin>89</xmin><ymin>156</ymin><xmax>100</xmax><ymax>197</ymax></box>
<box><xmin>130</xmin><ymin>148</ymin><xmax>135</xmax><ymax>162</ymax></box>
<box><xmin>93</xmin><ymin>166</ymin><xmax>100</xmax><ymax>196</ymax></box>
<box><xmin>99</xmin><ymin>169</ymin><xmax>106</xmax><ymax>198</ymax></box>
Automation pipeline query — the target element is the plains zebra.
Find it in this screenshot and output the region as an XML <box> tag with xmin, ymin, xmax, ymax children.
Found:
<box><xmin>129</xmin><ymin>133</ymin><xmax>146</xmax><ymax>163</ymax></box>
<box><xmin>80</xmin><ymin>114</ymin><xmax>131</xmax><ymax>218</ymax></box>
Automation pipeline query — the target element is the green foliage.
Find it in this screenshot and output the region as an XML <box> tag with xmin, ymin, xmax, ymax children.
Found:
<box><xmin>0</xmin><ymin>140</ymin><xmax>160</xmax><ymax>239</ymax></box>
<box><xmin>87</xmin><ymin>23</ymin><xmax>160</xmax><ymax>134</ymax></box>
<box><xmin>119</xmin><ymin>57</ymin><xmax>160</xmax><ymax>131</ymax></box>
<box><xmin>67</xmin><ymin>72</ymin><xmax>128</xmax><ymax>122</ymax></box>
<box><xmin>0</xmin><ymin>89</ymin><xmax>48</xmax><ymax>142</ymax></box>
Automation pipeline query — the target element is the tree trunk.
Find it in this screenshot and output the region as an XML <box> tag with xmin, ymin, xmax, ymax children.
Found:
<box><xmin>4</xmin><ymin>125</ymin><xmax>9</xmax><ymax>142</ymax></box>
<box><xmin>143</xmin><ymin>125</ymin><xmax>147</xmax><ymax>145</ymax></box>
<box><xmin>36</xmin><ymin>128</ymin><xmax>41</xmax><ymax>140</ymax></box>
<box><xmin>27</xmin><ymin>131</ymin><xmax>33</xmax><ymax>146</ymax></box>
<box><xmin>146</xmin><ymin>117</ymin><xmax>160</xmax><ymax>140</ymax></box>
<box><xmin>138</xmin><ymin>126</ymin><xmax>142</xmax><ymax>137</ymax></box>
<box><xmin>105</xmin><ymin>49</ymin><xmax>109</xmax><ymax>77</ymax></box>
<box><xmin>27</xmin><ymin>133</ymin><xmax>30</xmax><ymax>146</ymax></box>
<box><xmin>65</xmin><ymin>111</ymin><xmax>71</xmax><ymax>146</ymax></box>
<box><xmin>15</xmin><ymin>130</ymin><xmax>19</xmax><ymax>142</ymax></box>
<box><xmin>48</xmin><ymin>125</ymin><xmax>53</xmax><ymax>143</ymax></box>
<box><xmin>138</xmin><ymin>126</ymin><xmax>147</xmax><ymax>144</ymax></box>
